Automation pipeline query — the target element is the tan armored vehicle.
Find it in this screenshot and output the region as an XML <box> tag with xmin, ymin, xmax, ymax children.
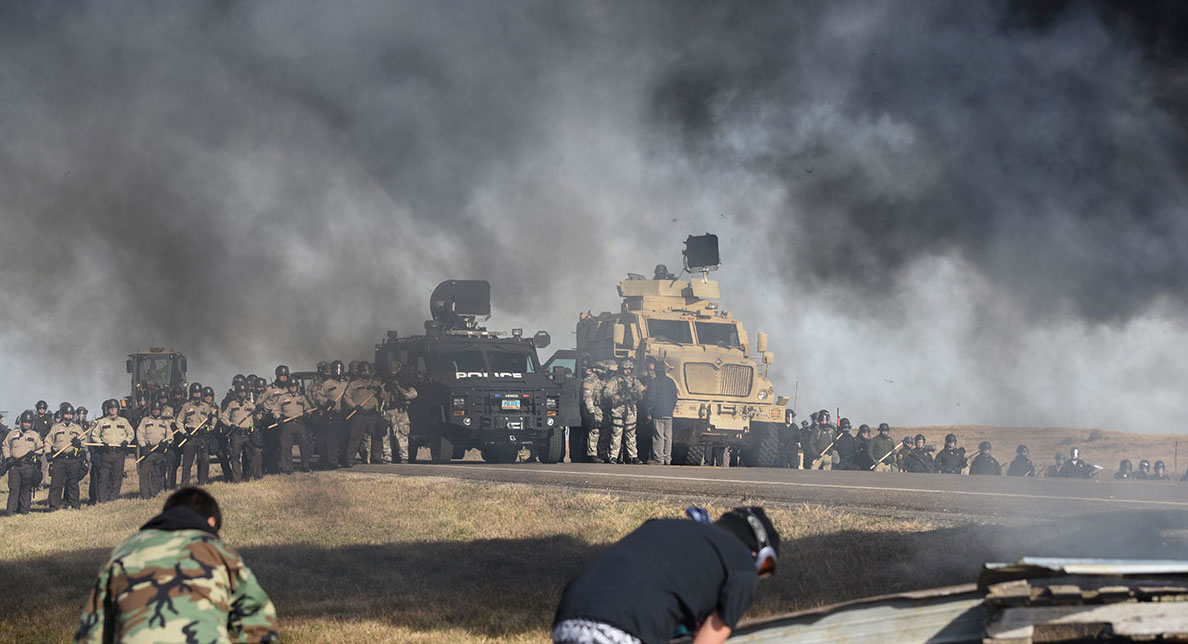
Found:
<box><xmin>573</xmin><ymin>234</ymin><xmax>789</xmax><ymax>465</ymax></box>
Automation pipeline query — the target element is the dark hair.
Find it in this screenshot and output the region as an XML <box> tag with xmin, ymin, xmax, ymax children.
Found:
<box><xmin>163</xmin><ymin>487</ymin><xmax>222</xmax><ymax>532</ymax></box>
<box><xmin>715</xmin><ymin>506</ymin><xmax>780</xmax><ymax>557</ymax></box>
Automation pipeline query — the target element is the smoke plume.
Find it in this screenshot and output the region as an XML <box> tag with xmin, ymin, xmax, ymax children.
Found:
<box><xmin>0</xmin><ymin>1</ymin><xmax>1184</xmax><ymax>432</ymax></box>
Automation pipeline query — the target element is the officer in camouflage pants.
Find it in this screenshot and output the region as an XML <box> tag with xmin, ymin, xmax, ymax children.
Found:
<box><xmin>75</xmin><ymin>487</ymin><xmax>278</xmax><ymax>643</ymax></box>
<box><xmin>382</xmin><ymin>366</ymin><xmax>418</xmax><ymax>463</ymax></box>
<box><xmin>603</xmin><ymin>359</ymin><xmax>646</xmax><ymax>464</ymax></box>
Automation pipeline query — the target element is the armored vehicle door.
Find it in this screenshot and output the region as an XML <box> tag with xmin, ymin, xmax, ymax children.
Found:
<box><xmin>542</xmin><ymin>350</ymin><xmax>583</xmax><ymax>428</ymax></box>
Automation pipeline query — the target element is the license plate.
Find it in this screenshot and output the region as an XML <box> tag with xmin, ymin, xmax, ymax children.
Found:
<box><xmin>501</xmin><ymin>399</ymin><xmax>521</xmax><ymax>410</ymax></box>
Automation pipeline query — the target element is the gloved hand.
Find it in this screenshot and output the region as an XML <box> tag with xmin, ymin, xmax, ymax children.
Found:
<box><xmin>71</xmin><ymin>437</ymin><xmax>83</xmax><ymax>448</ymax></box>
<box><xmin>120</xmin><ymin>440</ymin><xmax>129</xmax><ymax>448</ymax></box>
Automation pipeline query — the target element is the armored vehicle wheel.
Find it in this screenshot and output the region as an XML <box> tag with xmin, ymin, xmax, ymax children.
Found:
<box><xmin>673</xmin><ymin>442</ymin><xmax>706</xmax><ymax>466</ymax></box>
<box><xmin>540</xmin><ymin>428</ymin><xmax>564</xmax><ymax>464</ymax></box>
<box><xmin>743</xmin><ymin>422</ymin><xmax>780</xmax><ymax>468</ymax></box>
<box><xmin>452</xmin><ymin>446</ymin><xmax>467</xmax><ymax>460</ymax></box>
<box><xmin>430</xmin><ymin>430</ymin><xmax>455</xmax><ymax>464</ymax></box>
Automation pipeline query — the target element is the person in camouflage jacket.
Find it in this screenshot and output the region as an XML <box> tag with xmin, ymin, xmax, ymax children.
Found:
<box><xmin>75</xmin><ymin>487</ymin><xmax>278</xmax><ymax>643</ymax></box>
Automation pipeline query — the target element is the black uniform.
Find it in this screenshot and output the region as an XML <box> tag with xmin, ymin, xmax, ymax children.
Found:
<box><xmin>902</xmin><ymin>448</ymin><xmax>935</xmax><ymax>473</ymax></box>
<box><xmin>969</xmin><ymin>453</ymin><xmax>1001</xmax><ymax>475</ymax></box>
<box><xmin>833</xmin><ymin>431</ymin><xmax>856</xmax><ymax>470</ymax></box>
<box><xmin>1007</xmin><ymin>456</ymin><xmax>1035</xmax><ymax>477</ymax></box>
<box><xmin>935</xmin><ymin>448</ymin><xmax>967</xmax><ymax>474</ymax></box>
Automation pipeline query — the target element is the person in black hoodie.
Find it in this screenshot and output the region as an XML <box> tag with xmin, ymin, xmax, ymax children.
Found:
<box><xmin>553</xmin><ymin>506</ymin><xmax>779</xmax><ymax>644</ymax></box>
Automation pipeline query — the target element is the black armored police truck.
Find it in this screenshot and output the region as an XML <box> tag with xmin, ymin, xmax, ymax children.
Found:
<box><xmin>373</xmin><ymin>280</ymin><xmax>564</xmax><ymax>464</ymax></box>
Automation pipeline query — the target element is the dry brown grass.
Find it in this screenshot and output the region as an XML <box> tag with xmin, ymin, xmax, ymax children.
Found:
<box><xmin>901</xmin><ymin>425</ymin><xmax>1188</xmax><ymax>475</ymax></box>
<box><xmin>4</xmin><ymin>458</ymin><xmax>1188</xmax><ymax>642</ymax></box>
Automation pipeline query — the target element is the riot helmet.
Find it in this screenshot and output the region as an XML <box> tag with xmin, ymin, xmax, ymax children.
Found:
<box><xmin>1139</xmin><ymin>459</ymin><xmax>1151</xmax><ymax>472</ymax></box>
<box><xmin>76</xmin><ymin>406</ymin><xmax>88</xmax><ymax>420</ymax></box>
<box><xmin>1119</xmin><ymin>459</ymin><xmax>1132</xmax><ymax>472</ymax></box>
<box><xmin>945</xmin><ymin>433</ymin><xmax>957</xmax><ymax>447</ymax></box>
<box><xmin>232</xmin><ymin>374</ymin><xmax>247</xmax><ymax>388</ymax></box>
<box><xmin>620</xmin><ymin>359</ymin><xmax>634</xmax><ymax>372</ymax></box>
<box><xmin>330</xmin><ymin>360</ymin><xmax>345</xmax><ymax>378</ymax></box>
<box><xmin>202</xmin><ymin>386</ymin><xmax>215</xmax><ymax>400</ymax></box>
<box><xmin>978</xmin><ymin>441</ymin><xmax>991</xmax><ymax>452</ymax></box>
<box><xmin>1069</xmin><ymin>447</ymin><xmax>1081</xmax><ymax>461</ymax></box>
<box><xmin>839</xmin><ymin>418</ymin><xmax>852</xmax><ymax>430</ymax></box>
<box><xmin>102</xmin><ymin>399</ymin><xmax>121</xmax><ymax>416</ymax></box>
<box><xmin>35</xmin><ymin>400</ymin><xmax>48</xmax><ymax>413</ymax></box>
<box><xmin>1016</xmin><ymin>444</ymin><xmax>1029</xmax><ymax>456</ymax></box>
<box><xmin>150</xmin><ymin>401</ymin><xmax>164</xmax><ymax>415</ymax></box>
<box><xmin>914</xmin><ymin>433</ymin><xmax>926</xmax><ymax>448</ymax></box>
<box><xmin>189</xmin><ymin>382</ymin><xmax>204</xmax><ymax>398</ymax></box>
<box><xmin>1154</xmin><ymin>460</ymin><xmax>1167</xmax><ymax>474</ymax></box>
<box><xmin>275</xmin><ymin>365</ymin><xmax>290</xmax><ymax>380</ymax></box>
<box><xmin>19</xmin><ymin>410</ymin><xmax>36</xmax><ymax>428</ymax></box>
<box><xmin>60</xmin><ymin>403</ymin><xmax>75</xmax><ymax>420</ymax></box>
<box><xmin>878</xmin><ymin>423</ymin><xmax>890</xmax><ymax>434</ymax></box>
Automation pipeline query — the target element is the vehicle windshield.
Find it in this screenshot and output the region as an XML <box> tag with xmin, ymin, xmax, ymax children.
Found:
<box><xmin>646</xmin><ymin>319</ymin><xmax>694</xmax><ymax>344</ymax></box>
<box><xmin>488</xmin><ymin>349</ymin><xmax>537</xmax><ymax>374</ymax></box>
<box><xmin>694</xmin><ymin>322</ymin><xmax>741</xmax><ymax>348</ymax></box>
<box><xmin>440</xmin><ymin>350</ymin><xmax>487</xmax><ymax>374</ymax></box>
<box><xmin>433</xmin><ymin>347</ymin><xmax>538</xmax><ymax>376</ymax></box>
<box><xmin>136</xmin><ymin>357</ymin><xmax>173</xmax><ymax>386</ymax></box>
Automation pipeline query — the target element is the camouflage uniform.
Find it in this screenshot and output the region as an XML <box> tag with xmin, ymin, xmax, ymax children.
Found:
<box><xmin>74</xmin><ymin>506</ymin><xmax>278</xmax><ymax>643</ymax></box>
<box><xmin>602</xmin><ymin>370</ymin><xmax>645</xmax><ymax>462</ymax></box>
<box><xmin>46</xmin><ymin>420</ymin><xmax>88</xmax><ymax>510</ymax></box>
<box><xmin>94</xmin><ymin>414</ymin><xmax>135</xmax><ymax>503</ymax></box>
<box><xmin>581</xmin><ymin>370</ymin><xmax>605</xmax><ymax>460</ymax></box>
<box><xmin>382</xmin><ymin>381</ymin><xmax>418</xmax><ymax>463</ymax></box>
<box><xmin>3</xmin><ymin>426</ymin><xmax>44</xmax><ymax>514</ymax></box>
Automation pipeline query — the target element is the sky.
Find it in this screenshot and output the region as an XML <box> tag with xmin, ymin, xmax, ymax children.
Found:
<box><xmin>0</xmin><ymin>1</ymin><xmax>1184</xmax><ymax>431</ymax></box>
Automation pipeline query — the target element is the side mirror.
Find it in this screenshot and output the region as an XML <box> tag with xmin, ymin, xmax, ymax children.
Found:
<box><xmin>533</xmin><ymin>331</ymin><xmax>551</xmax><ymax>349</ymax></box>
<box><xmin>126</xmin><ymin>359</ymin><xmax>133</xmax><ymax>374</ymax></box>
<box><xmin>179</xmin><ymin>358</ymin><xmax>188</xmax><ymax>373</ymax></box>
<box><xmin>613</xmin><ymin>324</ymin><xmax>625</xmax><ymax>347</ymax></box>
<box><xmin>757</xmin><ymin>332</ymin><xmax>768</xmax><ymax>354</ymax></box>
<box><xmin>762</xmin><ymin>352</ymin><xmax>774</xmax><ymax>365</ymax></box>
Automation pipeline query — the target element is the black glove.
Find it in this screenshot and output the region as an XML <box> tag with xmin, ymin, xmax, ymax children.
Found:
<box><xmin>120</xmin><ymin>440</ymin><xmax>129</xmax><ymax>448</ymax></box>
<box><xmin>71</xmin><ymin>437</ymin><xmax>83</xmax><ymax>448</ymax></box>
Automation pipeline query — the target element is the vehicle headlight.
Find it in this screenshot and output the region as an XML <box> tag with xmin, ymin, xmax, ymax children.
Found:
<box><xmin>452</xmin><ymin>397</ymin><xmax>466</xmax><ymax>409</ymax></box>
<box><xmin>545</xmin><ymin>397</ymin><xmax>558</xmax><ymax>409</ymax></box>
<box><xmin>757</xmin><ymin>389</ymin><xmax>769</xmax><ymax>401</ymax></box>
<box><xmin>546</xmin><ymin>417</ymin><xmax>556</xmax><ymax>427</ymax></box>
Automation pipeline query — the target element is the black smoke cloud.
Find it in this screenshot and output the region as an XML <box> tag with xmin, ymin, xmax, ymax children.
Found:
<box><xmin>0</xmin><ymin>1</ymin><xmax>1184</xmax><ymax>431</ymax></box>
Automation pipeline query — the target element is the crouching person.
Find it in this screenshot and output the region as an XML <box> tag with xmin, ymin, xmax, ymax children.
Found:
<box><xmin>553</xmin><ymin>506</ymin><xmax>779</xmax><ymax>644</ymax></box>
<box><xmin>74</xmin><ymin>487</ymin><xmax>279</xmax><ymax>643</ymax></box>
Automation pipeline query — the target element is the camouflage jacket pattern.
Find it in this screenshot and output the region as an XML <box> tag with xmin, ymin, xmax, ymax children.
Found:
<box><xmin>75</xmin><ymin>509</ymin><xmax>278</xmax><ymax>643</ymax></box>
<box><xmin>601</xmin><ymin>374</ymin><xmax>644</xmax><ymax>408</ymax></box>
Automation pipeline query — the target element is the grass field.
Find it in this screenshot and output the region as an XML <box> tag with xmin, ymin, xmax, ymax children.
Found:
<box><xmin>3</xmin><ymin>424</ymin><xmax>1188</xmax><ymax>643</ymax></box>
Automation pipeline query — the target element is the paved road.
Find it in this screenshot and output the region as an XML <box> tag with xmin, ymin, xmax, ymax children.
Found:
<box><xmin>354</xmin><ymin>462</ymin><xmax>1188</xmax><ymax>522</ymax></box>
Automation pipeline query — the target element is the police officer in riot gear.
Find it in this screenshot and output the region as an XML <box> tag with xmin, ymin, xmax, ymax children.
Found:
<box><xmin>934</xmin><ymin>434</ymin><xmax>968</xmax><ymax>474</ymax></box>
<box><xmin>1007</xmin><ymin>444</ymin><xmax>1035</xmax><ymax>477</ymax></box>
<box><xmin>968</xmin><ymin>441</ymin><xmax>1002</xmax><ymax>475</ymax></box>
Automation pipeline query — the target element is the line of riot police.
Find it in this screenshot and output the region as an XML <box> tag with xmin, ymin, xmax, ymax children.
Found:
<box><xmin>0</xmin><ymin>360</ymin><xmax>418</xmax><ymax>516</ymax></box>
